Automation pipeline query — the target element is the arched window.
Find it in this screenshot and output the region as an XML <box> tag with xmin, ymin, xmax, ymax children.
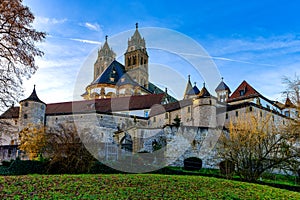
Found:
<box><xmin>133</xmin><ymin>56</ymin><xmax>136</xmax><ymax>65</ymax></box>
<box><xmin>140</xmin><ymin>57</ymin><xmax>143</xmax><ymax>65</ymax></box>
<box><xmin>128</xmin><ymin>57</ymin><xmax>131</xmax><ymax>66</ymax></box>
<box><xmin>120</xmin><ymin>133</ymin><xmax>133</xmax><ymax>152</ymax></box>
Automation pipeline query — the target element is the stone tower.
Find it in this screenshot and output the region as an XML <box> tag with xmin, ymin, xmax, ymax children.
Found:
<box><xmin>192</xmin><ymin>83</ymin><xmax>217</xmax><ymax>128</ymax></box>
<box><xmin>19</xmin><ymin>85</ymin><xmax>46</xmax><ymax>130</ymax></box>
<box><xmin>124</xmin><ymin>23</ymin><xmax>149</xmax><ymax>89</ymax></box>
<box><xmin>215</xmin><ymin>77</ymin><xmax>231</xmax><ymax>103</ymax></box>
<box><xmin>94</xmin><ymin>35</ymin><xmax>116</xmax><ymax>80</ymax></box>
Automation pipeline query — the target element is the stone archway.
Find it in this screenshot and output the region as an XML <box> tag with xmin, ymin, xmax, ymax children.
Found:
<box><xmin>120</xmin><ymin>133</ymin><xmax>133</xmax><ymax>152</ymax></box>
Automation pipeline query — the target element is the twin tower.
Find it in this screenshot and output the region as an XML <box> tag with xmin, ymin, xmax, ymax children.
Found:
<box><xmin>93</xmin><ymin>23</ymin><xmax>149</xmax><ymax>89</ymax></box>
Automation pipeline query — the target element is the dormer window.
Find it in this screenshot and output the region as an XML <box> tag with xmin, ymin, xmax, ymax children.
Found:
<box><xmin>110</xmin><ymin>77</ymin><xmax>115</xmax><ymax>82</ymax></box>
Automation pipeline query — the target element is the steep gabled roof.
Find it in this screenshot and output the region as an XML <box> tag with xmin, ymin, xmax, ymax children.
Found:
<box><xmin>198</xmin><ymin>85</ymin><xmax>211</xmax><ymax>98</ymax></box>
<box><xmin>19</xmin><ymin>86</ymin><xmax>45</xmax><ymax>104</ymax></box>
<box><xmin>227</xmin><ymin>80</ymin><xmax>260</xmax><ymax>102</ymax></box>
<box><xmin>184</xmin><ymin>75</ymin><xmax>193</xmax><ymax>96</ymax></box>
<box><xmin>91</xmin><ymin>60</ymin><xmax>138</xmax><ymax>86</ymax></box>
<box><xmin>187</xmin><ymin>85</ymin><xmax>200</xmax><ymax>95</ymax></box>
<box><xmin>215</xmin><ymin>80</ymin><xmax>231</xmax><ymax>93</ymax></box>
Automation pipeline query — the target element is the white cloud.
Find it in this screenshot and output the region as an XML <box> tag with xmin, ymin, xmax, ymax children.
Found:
<box><xmin>34</xmin><ymin>16</ymin><xmax>67</xmax><ymax>25</ymax></box>
<box><xmin>70</xmin><ymin>38</ymin><xmax>101</xmax><ymax>45</ymax></box>
<box><xmin>82</xmin><ymin>22</ymin><xmax>101</xmax><ymax>31</ymax></box>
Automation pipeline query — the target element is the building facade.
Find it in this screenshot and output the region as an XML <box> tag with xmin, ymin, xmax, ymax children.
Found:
<box><xmin>0</xmin><ymin>24</ymin><xmax>298</xmax><ymax>168</ymax></box>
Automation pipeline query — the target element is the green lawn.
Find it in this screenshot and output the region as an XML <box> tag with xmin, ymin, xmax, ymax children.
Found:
<box><xmin>0</xmin><ymin>174</ymin><xmax>299</xmax><ymax>199</ymax></box>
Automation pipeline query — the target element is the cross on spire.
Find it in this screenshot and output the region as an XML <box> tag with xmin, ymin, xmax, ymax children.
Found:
<box><xmin>135</xmin><ymin>22</ymin><xmax>138</xmax><ymax>29</ymax></box>
<box><xmin>105</xmin><ymin>35</ymin><xmax>108</xmax><ymax>41</ymax></box>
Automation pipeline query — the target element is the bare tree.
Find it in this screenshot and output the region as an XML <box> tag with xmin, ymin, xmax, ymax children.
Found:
<box><xmin>0</xmin><ymin>0</ymin><xmax>45</xmax><ymax>113</ymax></box>
<box><xmin>282</xmin><ymin>74</ymin><xmax>300</xmax><ymax>106</ymax></box>
<box><xmin>218</xmin><ymin>113</ymin><xmax>299</xmax><ymax>182</ymax></box>
<box><xmin>282</xmin><ymin>74</ymin><xmax>300</xmax><ymax>178</ymax></box>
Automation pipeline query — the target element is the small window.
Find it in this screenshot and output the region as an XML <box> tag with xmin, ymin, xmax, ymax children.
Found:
<box><xmin>266</xmin><ymin>105</ymin><xmax>270</xmax><ymax>109</ymax></box>
<box><xmin>225</xmin><ymin>113</ymin><xmax>228</xmax><ymax>119</ymax></box>
<box><xmin>14</xmin><ymin>120</ymin><xmax>17</xmax><ymax>125</ymax></box>
<box><xmin>295</xmin><ymin>111</ymin><xmax>299</xmax><ymax>117</ymax></box>
<box><xmin>284</xmin><ymin>111</ymin><xmax>290</xmax><ymax>117</ymax></box>
<box><xmin>249</xmin><ymin>106</ymin><xmax>253</xmax><ymax>112</ymax></box>
<box><xmin>24</xmin><ymin>102</ymin><xmax>28</xmax><ymax>107</ymax></box>
<box><xmin>153</xmin><ymin>117</ymin><xmax>156</xmax><ymax>122</ymax></box>
<box><xmin>272</xmin><ymin>116</ymin><xmax>275</xmax><ymax>122</ymax></box>
<box><xmin>188</xmin><ymin>106</ymin><xmax>191</xmax><ymax>113</ymax></box>
<box><xmin>260</xmin><ymin>111</ymin><xmax>263</xmax><ymax>117</ymax></box>
<box><xmin>165</xmin><ymin>113</ymin><xmax>169</xmax><ymax>119</ymax></box>
<box><xmin>239</xmin><ymin>90</ymin><xmax>245</xmax><ymax>96</ymax></box>
<box><xmin>24</xmin><ymin>114</ymin><xmax>28</xmax><ymax>119</ymax></box>
<box><xmin>283</xmin><ymin>120</ymin><xmax>285</xmax><ymax>125</ymax></box>
<box><xmin>235</xmin><ymin>111</ymin><xmax>238</xmax><ymax>117</ymax></box>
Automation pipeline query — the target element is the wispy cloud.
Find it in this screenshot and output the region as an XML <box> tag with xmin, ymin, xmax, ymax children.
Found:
<box><xmin>70</xmin><ymin>38</ymin><xmax>101</xmax><ymax>45</ymax></box>
<box><xmin>34</xmin><ymin>16</ymin><xmax>67</xmax><ymax>25</ymax></box>
<box><xmin>81</xmin><ymin>22</ymin><xmax>101</xmax><ymax>31</ymax></box>
<box><xmin>178</xmin><ymin>52</ymin><xmax>278</xmax><ymax>67</ymax></box>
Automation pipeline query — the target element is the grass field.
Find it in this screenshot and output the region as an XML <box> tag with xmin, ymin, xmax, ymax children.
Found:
<box><xmin>0</xmin><ymin>174</ymin><xmax>299</xmax><ymax>199</ymax></box>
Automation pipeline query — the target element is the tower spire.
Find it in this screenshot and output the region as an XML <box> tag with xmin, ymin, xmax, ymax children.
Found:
<box><xmin>135</xmin><ymin>22</ymin><xmax>138</xmax><ymax>29</ymax></box>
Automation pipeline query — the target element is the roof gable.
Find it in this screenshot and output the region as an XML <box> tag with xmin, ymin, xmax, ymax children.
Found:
<box><xmin>92</xmin><ymin>60</ymin><xmax>139</xmax><ymax>87</ymax></box>
<box><xmin>215</xmin><ymin>80</ymin><xmax>231</xmax><ymax>93</ymax></box>
<box><xmin>227</xmin><ymin>80</ymin><xmax>260</xmax><ymax>102</ymax></box>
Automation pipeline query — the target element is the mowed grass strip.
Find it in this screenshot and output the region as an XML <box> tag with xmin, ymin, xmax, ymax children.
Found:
<box><xmin>0</xmin><ymin>174</ymin><xmax>299</xmax><ymax>199</ymax></box>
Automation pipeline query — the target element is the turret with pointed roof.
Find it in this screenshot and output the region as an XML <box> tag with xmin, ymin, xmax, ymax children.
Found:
<box><xmin>94</xmin><ymin>35</ymin><xmax>116</xmax><ymax>80</ymax></box>
<box><xmin>20</xmin><ymin>85</ymin><xmax>45</xmax><ymax>105</ymax></box>
<box><xmin>215</xmin><ymin>77</ymin><xmax>231</xmax><ymax>102</ymax></box>
<box><xmin>198</xmin><ymin>83</ymin><xmax>211</xmax><ymax>98</ymax></box>
<box><xmin>19</xmin><ymin>86</ymin><xmax>46</xmax><ymax>129</ymax></box>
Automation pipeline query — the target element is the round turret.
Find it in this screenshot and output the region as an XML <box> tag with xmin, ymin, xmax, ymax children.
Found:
<box><xmin>19</xmin><ymin>85</ymin><xmax>46</xmax><ymax>129</ymax></box>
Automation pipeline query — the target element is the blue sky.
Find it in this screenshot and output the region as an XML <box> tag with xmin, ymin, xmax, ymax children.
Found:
<box><xmin>21</xmin><ymin>0</ymin><xmax>300</xmax><ymax>103</ymax></box>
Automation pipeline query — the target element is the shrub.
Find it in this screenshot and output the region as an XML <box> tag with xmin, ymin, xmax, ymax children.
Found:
<box><xmin>184</xmin><ymin>157</ymin><xmax>202</xmax><ymax>171</ymax></box>
<box><xmin>219</xmin><ymin>160</ymin><xmax>235</xmax><ymax>178</ymax></box>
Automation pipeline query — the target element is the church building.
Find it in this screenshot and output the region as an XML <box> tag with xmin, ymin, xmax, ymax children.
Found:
<box><xmin>0</xmin><ymin>24</ymin><xmax>298</xmax><ymax>167</ymax></box>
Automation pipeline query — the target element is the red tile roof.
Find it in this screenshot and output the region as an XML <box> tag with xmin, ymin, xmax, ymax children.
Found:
<box><xmin>0</xmin><ymin>94</ymin><xmax>165</xmax><ymax>118</ymax></box>
<box><xmin>0</xmin><ymin>107</ymin><xmax>20</xmax><ymax>119</ymax></box>
<box><xmin>227</xmin><ymin>80</ymin><xmax>260</xmax><ymax>102</ymax></box>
